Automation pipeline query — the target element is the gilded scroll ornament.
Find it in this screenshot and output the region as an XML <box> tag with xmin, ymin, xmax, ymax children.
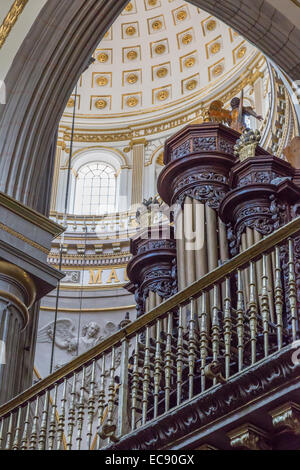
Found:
<box><xmin>0</xmin><ymin>0</ymin><xmax>28</xmax><ymax>49</ymax></box>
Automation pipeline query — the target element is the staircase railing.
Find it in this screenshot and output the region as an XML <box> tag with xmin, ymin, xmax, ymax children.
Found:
<box><xmin>0</xmin><ymin>217</ymin><xmax>300</xmax><ymax>450</ymax></box>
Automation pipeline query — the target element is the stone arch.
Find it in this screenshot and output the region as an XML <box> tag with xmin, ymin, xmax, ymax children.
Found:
<box><xmin>0</xmin><ymin>0</ymin><xmax>299</xmax><ymax>215</ymax></box>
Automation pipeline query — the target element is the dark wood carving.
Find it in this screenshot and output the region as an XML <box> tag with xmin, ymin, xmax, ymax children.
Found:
<box><xmin>125</xmin><ymin>225</ymin><xmax>177</xmax><ymax>317</ymax></box>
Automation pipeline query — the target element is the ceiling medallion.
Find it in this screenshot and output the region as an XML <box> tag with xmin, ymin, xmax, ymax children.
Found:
<box><xmin>156</xmin><ymin>67</ymin><xmax>168</xmax><ymax>78</ymax></box>
<box><xmin>186</xmin><ymin>79</ymin><xmax>197</xmax><ymax>90</ymax></box>
<box><xmin>182</xmin><ymin>33</ymin><xmax>193</xmax><ymax>45</ymax></box>
<box><xmin>155</xmin><ymin>44</ymin><xmax>166</xmax><ymax>54</ymax></box>
<box><xmin>67</xmin><ymin>98</ymin><xmax>75</xmax><ymax>108</ymax></box>
<box><xmin>177</xmin><ymin>10</ymin><xmax>187</xmax><ymax>21</ymax></box>
<box><xmin>127</xmin><ymin>50</ymin><xmax>138</xmax><ymax>60</ymax></box>
<box><xmin>213</xmin><ymin>64</ymin><xmax>223</xmax><ymax>76</ymax></box>
<box><xmin>98</xmin><ymin>52</ymin><xmax>109</xmax><ymax>63</ymax></box>
<box><xmin>206</xmin><ymin>20</ymin><xmax>217</xmax><ymax>31</ymax></box>
<box><xmin>95</xmin><ymin>99</ymin><xmax>107</xmax><ymax>109</ymax></box>
<box><xmin>152</xmin><ymin>20</ymin><xmax>163</xmax><ymax>30</ymax></box>
<box><xmin>127</xmin><ymin>73</ymin><xmax>138</xmax><ymax>84</ymax></box>
<box><xmin>126</xmin><ymin>25</ymin><xmax>136</xmax><ymax>36</ymax></box>
<box><xmin>157</xmin><ymin>90</ymin><xmax>169</xmax><ymax>101</ymax></box>
<box><xmin>127</xmin><ymin>97</ymin><xmax>138</xmax><ymax>107</ymax></box>
<box><xmin>96</xmin><ymin>76</ymin><xmax>108</xmax><ymax>86</ymax></box>
<box><xmin>185</xmin><ymin>57</ymin><xmax>195</xmax><ymax>68</ymax></box>
<box><xmin>237</xmin><ymin>46</ymin><xmax>247</xmax><ymax>59</ymax></box>
<box><xmin>125</xmin><ymin>2</ymin><xmax>133</xmax><ymax>11</ymax></box>
<box><xmin>210</xmin><ymin>42</ymin><xmax>221</xmax><ymax>54</ymax></box>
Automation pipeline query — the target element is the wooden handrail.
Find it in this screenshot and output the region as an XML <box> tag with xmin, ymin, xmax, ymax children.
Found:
<box><xmin>1</xmin><ymin>216</ymin><xmax>300</xmax><ymax>417</ymax></box>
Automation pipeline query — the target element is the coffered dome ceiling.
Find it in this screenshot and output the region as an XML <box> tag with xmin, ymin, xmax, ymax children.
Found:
<box><xmin>63</xmin><ymin>0</ymin><xmax>259</xmax><ymax>126</ymax></box>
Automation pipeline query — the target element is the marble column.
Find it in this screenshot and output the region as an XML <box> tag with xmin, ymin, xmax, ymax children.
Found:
<box><xmin>0</xmin><ymin>261</ymin><xmax>37</xmax><ymax>404</ymax></box>
<box><xmin>131</xmin><ymin>139</ymin><xmax>146</xmax><ymax>206</ymax></box>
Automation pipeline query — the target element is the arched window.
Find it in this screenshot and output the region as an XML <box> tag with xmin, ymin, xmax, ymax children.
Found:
<box><xmin>74</xmin><ymin>163</ymin><xmax>116</xmax><ymax>215</ymax></box>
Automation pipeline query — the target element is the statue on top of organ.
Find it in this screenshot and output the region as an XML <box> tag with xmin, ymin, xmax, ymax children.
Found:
<box><xmin>205</xmin><ymin>90</ymin><xmax>263</xmax><ymax>132</ymax></box>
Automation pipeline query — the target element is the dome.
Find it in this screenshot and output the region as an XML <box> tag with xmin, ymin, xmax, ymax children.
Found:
<box><xmin>62</xmin><ymin>0</ymin><xmax>259</xmax><ymax>127</ymax></box>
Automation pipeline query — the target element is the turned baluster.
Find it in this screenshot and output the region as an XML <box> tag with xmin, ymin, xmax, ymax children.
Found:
<box><xmin>67</xmin><ymin>373</ymin><xmax>77</xmax><ymax>450</ymax></box>
<box><xmin>176</xmin><ymin>306</ymin><xmax>184</xmax><ymax>405</ymax></box>
<box><xmin>164</xmin><ymin>313</ymin><xmax>173</xmax><ymax>412</ymax></box>
<box><xmin>275</xmin><ymin>246</ymin><xmax>283</xmax><ymax>350</ymax></box>
<box><xmin>96</xmin><ymin>356</ymin><xmax>106</xmax><ymax>449</ymax></box>
<box><xmin>12</xmin><ymin>407</ymin><xmax>22</xmax><ymax>450</ymax></box>
<box><xmin>56</xmin><ymin>378</ymin><xmax>67</xmax><ymax>450</ymax></box>
<box><xmin>154</xmin><ymin>319</ymin><xmax>162</xmax><ymax>418</ymax></box>
<box><xmin>142</xmin><ymin>328</ymin><xmax>151</xmax><ymax>424</ymax></box>
<box><xmin>38</xmin><ymin>390</ymin><xmax>50</xmax><ymax>450</ymax></box>
<box><xmin>188</xmin><ymin>299</ymin><xmax>197</xmax><ymax>400</ymax></box>
<box><xmin>200</xmin><ymin>292</ymin><xmax>208</xmax><ymax>392</ymax></box>
<box><xmin>211</xmin><ymin>285</ymin><xmax>220</xmax><ymax>385</ymax></box>
<box><xmin>20</xmin><ymin>403</ymin><xmax>31</xmax><ymax>450</ymax></box>
<box><xmin>249</xmin><ymin>262</ymin><xmax>258</xmax><ymax>365</ymax></box>
<box><xmin>223</xmin><ymin>278</ymin><xmax>232</xmax><ymax>379</ymax></box>
<box><xmin>29</xmin><ymin>397</ymin><xmax>40</xmax><ymax>450</ymax></box>
<box><xmin>131</xmin><ymin>335</ymin><xmax>139</xmax><ymax>430</ymax></box>
<box><xmin>117</xmin><ymin>338</ymin><xmax>129</xmax><ymax>438</ymax></box>
<box><xmin>106</xmin><ymin>348</ymin><xmax>116</xmax><ymax>435</ymax></box>
<box><xmin>5</xmin><ymin>412</ymin><xmax>13</xmax><ymax>450</ymax></box>
<box><xmin>288</xmin><ymin>238</ymin><xmax>298</xmax><ymax>342</ymax></box>
<box><xmin>87</xmin><ymin>360</ymin><xmax>96</xmax><ymax>449</ymax></box>
<box><xmin>261</xmin><ymin>254</ymin><xmax>271</xmax><ymax>357</ymax></box>
<box><xmin>236</xmin><ymin>270</ymin><xmax>245</xmax><ymax>372</ymax></box>
<box><xmin>48</xmin><ymin>384</ymin><xmax>58</xmax><ymax>450</ymax></box>
<box><xmin>76</xmin><ymin>367</ymin><xmax>86</xmax><ymax>450</ymax></box>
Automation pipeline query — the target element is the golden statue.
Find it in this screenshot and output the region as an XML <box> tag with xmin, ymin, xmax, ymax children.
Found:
<box><xmin>204</xmin><ymin>91</ymin><xmax>263</xmax><ymax>133</ymax></box>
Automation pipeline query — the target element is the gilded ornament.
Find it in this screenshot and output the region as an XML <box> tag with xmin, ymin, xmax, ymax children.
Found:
<box><xmin>237</xmin><ymin>46</ymin><xmax>247</xmax><ymax>59</ymax></box>
<box><xmin>127</xmin><ymin>97</ymin><xmax>138</xmax><ymax>107</ymax></box>
<box><xmin>96</xmin><ymin>76</ymin><xmax>108</xmax><ymax>86</ymax></box>
<box><xmin>125</xmin><ymin>2</ymin><xmax>133</xmax><ymax>11</ymax></box>
<box><xmin>98</xmin><ymin>52</ymin><xmax>109</xmax><ymax>63</ymax></box>
<box><xmin>155</xmin><ymin>44</ymin><xmax>166</xmax><ymax>54</ymax></box>
<box><xmin>185</xmin><ymin>57</ymin><xmax>195</xmax><ymax>68</ymax></box>
<box><xmin>186</xmin><ymin>79</ymin><xmax>197</xmax><ymax>91</ymax></box>
<box><xmin>182</xmin><ymin>33</ymin><xmax>193</xmax><ymax>45</ymax></box>
<box><xmin>176</xmin><ymin>10</ymin><xmax>187</xmax><ymax>21</ymax></box>
<box><xmin>127</xmin><ymin>50</ymin><xmax>138</xmax><ymax>60</ymax></box>
<box><xmin>156</xmin><ymin>67</ymin><xmax>168</xmax><ymax>78</ymax></box>
<box><xmin>127</xmin><ymin>73</ymin><xmax>138</xmax><ymax>84</ymax></box>
<box><xmin>95</xmin><ymin>99</ymin><xmax>107</xmax><ymax>109</ymax></box>
<box><xmin>206</xmin><ymin>19</ymin><xmax>217</xmax><ymax>31</ymax></box>
<box><xmin>213</xmin><ymin>64</ymin><xmax>223</xmax><ymax>76</ymax></box>
<box><xmin>156</xmin><ymin>152</ymin><xmax>164</xmax><ymax>166</ymax></box>
<box><xmin>210</xmin><ymin>42</ymin><xmax>221</xmax><ymax>54</ymax></box>
<box><xmin>148</xmin><ymin>0</ymin><xmax>157</xmax><ymax>5</ymax></box>
<box><xmin>157</xmin><ymin>90</ymin><xmax>169</xmax><ymax>101</ymax></box>
<box><xmin>126</xmin><ymin>25</ymin><xmax>136</xmax><ymax>36</ymax></box>
<box><xmin>152</xmin><ymin>20</ymin><xmax>162</xmax><ymax>30</ymax></box>
<box><xmin>67</xmin><ymin>98</ymin><xmax>75</xmax><ymax>108</ymax></box>
<box><xmin>0</xmin><ymin>0</ymin><xmax>28</xmax><ymax>50</ymax></box>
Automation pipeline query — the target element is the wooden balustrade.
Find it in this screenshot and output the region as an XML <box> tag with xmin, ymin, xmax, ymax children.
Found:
<box><xmin>0</xmin><ymin>217</ymin><xmax>300</xmax><ymax>450</ymax></box>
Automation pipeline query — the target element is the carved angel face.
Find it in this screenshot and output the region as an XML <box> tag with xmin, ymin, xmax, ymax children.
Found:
<box><xmin>83</xmin><ymin>322</ymin><xmax>100</xmax><ymax>338</ymax></box>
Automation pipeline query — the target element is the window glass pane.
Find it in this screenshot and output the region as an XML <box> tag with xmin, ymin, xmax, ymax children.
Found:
<box><xmin>74</xmin><ymin>162</ymin><xmax>116</xmax><ymax>215</ymax></box>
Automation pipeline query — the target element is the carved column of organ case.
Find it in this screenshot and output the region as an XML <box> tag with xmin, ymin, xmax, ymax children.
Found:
<box><xmin>125</xmin><ymin>225</ymin><xmax>177</xmax><ymax>318</ymax></box>
<box><xmin>219</xmin><ymin>154</ymin><xmax>300</xmax><ymax>342</ymax></box>
<box><xmin>157</xmin><ymin>123</ymin><xmax>241</xmax><ymax>324</ymax></box>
